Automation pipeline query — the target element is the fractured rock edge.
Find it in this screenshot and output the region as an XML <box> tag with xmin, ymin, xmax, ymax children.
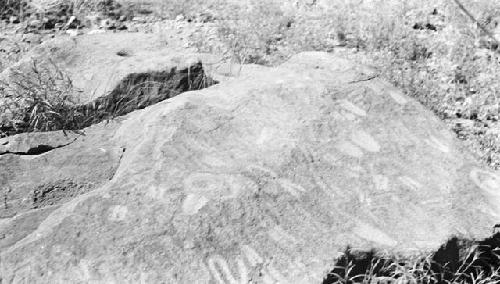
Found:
<box><xmin>0</xmin><ymin>130</ymin><xmax>80</xmax><ymax>155</ymax></box>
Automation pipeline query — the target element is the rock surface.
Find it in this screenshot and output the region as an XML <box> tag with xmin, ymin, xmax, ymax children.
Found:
<box><xmin>1</xmin><ymin>52</ymin><xmax>500</xmax><ymax>283</ymax></box>
<box><xmin>1</xmin><ymin>32</ymin><xmax>209</xmax><ymax>103</ymax></box>
<box><xmin>0</xmin><ymin>32</ymin><xmax>218</xmax><ymax>136</ymax></box>
<box><xmin>0</xmin><ymin>130</ymin><xmax>79</xmax><ymax>154</ymax></box>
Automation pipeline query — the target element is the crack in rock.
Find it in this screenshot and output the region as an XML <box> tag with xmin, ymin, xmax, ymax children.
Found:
<box><xmin>0</xmin><ymin>131</ymin><xmax>80</xmax><ymax>156</ymax></box>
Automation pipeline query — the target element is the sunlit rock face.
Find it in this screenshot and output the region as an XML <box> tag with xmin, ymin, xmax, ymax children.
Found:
<box><xmin>1</xmin><ymin>52</ymin><xmax>499</xmax><ymax>283</ymax></box>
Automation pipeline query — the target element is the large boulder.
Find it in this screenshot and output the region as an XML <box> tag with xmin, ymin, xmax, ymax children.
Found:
<box><xmin>1</xmin><ymin>52</ymin><xmax>500</xmax><ymax>283</ymax></box>
<box><xmin>0</xmin><ymin>32</ymin><xmax>216</xmax><ymax>136</ymax></box>
<box><xmin>0</xmin><ymin>32</ymin><xmax>207</xmax><ymax>103</ymax></box>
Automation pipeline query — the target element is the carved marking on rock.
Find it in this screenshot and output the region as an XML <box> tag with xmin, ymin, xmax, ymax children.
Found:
<box><xmin>425</xmin><ymin>136</ymin><xmax>450</xmax><ymax>153</ymax></box>
<box><xmin>182</xmin><ymin>194</ymin><xmax>210</xmax><ymax>215</ymax></box>
<box><xmin>387</xmin><ymin>89</ymin><xmax>408</xmax><ymax>105</ymax></box>
<box><xmin>146</xmin><ymin>184</ymin><xmax>168</xmax><ymax>201</ymax></box>
<box><xmin>277</xmin><ymin>178</ymin><xmax>307</xmax><ymax>198</ymax></box>
<box><xmin>108</xmin><ymin>205</ymin><xmax>128</xmax><ymax>222</ymax></box>
<box><xmin>264</xmin><ymin>265</ymin><xmax>287</xmax><ymax>283</ymax></box>
<box><xmin>268</xmin><ymin>226</ymin><xmax>299</xmax><ymax>248</ymax></box>
<box><xmin>351</xmin><ymin>130</ymin><xmax>381</xmax><ymax>152</ymax></box>
<box><xmin>78</xmin><ymin>259</ymin><xmax>93</xmax><ymax>281</ymax></box>
<box><xmin>241</xmin><ymin>245</ymin><xmax>287</xmax><ymax>283</ymax></box>
<box><xmin>335</xmin><ymin>141</ymin><xmax>364</xmax><ymax>158</ymax></box>
<box><xmin>370</xmin><ymin>80</ymin><xmax>407</xmax><ymax>105</ymax></box>
<box><xmin>11</xmin><ymin>260</ymin><xmax>36</xmax><ymax>283</ymax></box>
<box><xmin>390</xmin><ymin>122</ymin><xmax>420</xmax><ymax>146</ymax></box>
<box><xmin>470</xmin><ymin>169</ymin><xmax>500</xmax><ymax>195</ymax></box>
<box><xmin>241</xmin><ymin>245</ymin><xmax>263</xmax><ymax>266</ymax></box>
<box><xmin>339</xmin><ymin>99</ymin><xmax>367</xmax><ymax>117</ymax></box>
<box><xmin>200</xmin><ymin>154</ymin><xmax>231</xmax><ymax>168</ymax></box>
<box><xmin>313</xmin><ymin>175</ymin><xmax>336</xmax><ymax>199</ymax></box>
<box><xmin>182</xmin><ymin>173</ymin><xmax>256</xmax><ymax>215</ymax></box>
<box><xmin>373</xmin><ymin>175</ymin><xmax>389</xmax><ymax>191</ymax></box>
<box><xmin>245</xmin><ymin>164</ymin><xmax>278</xmax><ymax>177</ymax></box>
<box><xmin>367</xmin><ymin>80</ymin><xmax>385</xmax><ymax>94</ymax></box>
<box><xmin>256</xmin><ymin>127</ymin><xmax>275</xmax><ymax>145</ymax></box>
<box><xmin>399</xmin><ymin>176</ymin><xmax>422</xmax><ymax>191</ymax></box>
<box><xmin>208</xmin><ymin>255</ymin><xmax>249</xmax><ymax>284</ymax></box>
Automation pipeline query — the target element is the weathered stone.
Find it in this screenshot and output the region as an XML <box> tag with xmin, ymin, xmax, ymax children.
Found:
<box><xmin>1</xmin><ymin>52</ymin><xmax>499</xmax><ymax>283</ymax></box>
<box><xmin>0</xmin><ymin>32</ymin><xmax>216</xmax><ymax>135</ymax></box>
<box><xmin>1</xmin><ymin>32</ymin><xmax>209</xmax><ymax>103</ymax></box>
<box><xmin>0</xmin><ymin>130</ymin><xmax>80</xmax><ymax>155</ymax></box>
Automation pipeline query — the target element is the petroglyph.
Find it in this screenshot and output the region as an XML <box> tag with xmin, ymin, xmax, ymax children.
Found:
<box><xmin>367</xmin><ymin>79</ymin><xmax>386</xmax><ymax>94</ymax></box>
<box><xmin>200</xmin><ymin>154</ymin><xmax>232</xmax><ymax>168</ymax></box>
<box><xmin>312</xmin><ymin>175</ymin><xmax>335</xmax><ymax>198</ymax></box>
<box><xmin>285</xmin><ymin>259</ymin><xmax>323</xmax><ymax>283</ymax></box>
<box><xmin>399</xmin><ymin>176</ymin><xmax>422</xmax><ymax>191</ymax></box>
<box><xmin>182</xmin><ymin>173</ymin><xmax>257</xmax><ymax>215</ymax></box>
<box><xmin>256</xmin><ymin>127</ymin><xmax>275</xmax><ymax>145</ymax></box>
<box><xmin>353</xmin><ymin>221</ymin><xmax>397</xmax><ymax>247</ymax></box>
<box><xmin>470</xmin><ymin>169</ymin><xmax>500</xmax><ymax>195</ymax></box>
<box><xmin>207</xmin><ymin>245</ymin><xmax>287</xmax><ymax>284</ymax></box>
<box><xmin>207</xmin><ymin>255</ymin><xmax>249</xmax><ymax>284</ymax></box>
<box><xmin>146</xmin><ymin>184</ymin><xmax>168</xmax><ymax>201</ymax></box>
<box><xmin>386</xmin><ymin>88</ymin><xmax>408</xmax><ymax>105</ymax></box>
<box><xmin>401</xmin><ymin>102</ymin><xmax>422</xmax><ymax>116</ymax></box>
<box><xmin>338</xmin><ymin>99</ymin><xmax>367</xmax><ymax>117</ymax></box>
<box><xmin>368</xmin><ymin>79</ymin><xmax>407</xmax><ymax>105</ymax></box>
<box><xmin>335</xmin><ymin>141</ymin><xmax>364</xmax><ymax>158</ymax></box>
<box><xmin>182</xmin><ymin>194</ymin><xmax>210</xmax><ymax>215</ymax></box>
<box><xmin>241</xmin><ymin>245</ymin><xmax>288</xmax><ymax>283</ymax></box>
<box><xmin>425</xmin><ymin>136</ymin><xmax>450</xmax><ymax>153</ymax></box>
<box><xmin>262</xmin><ymin>266</ymin><xmax>288</xmax><ymax>284</ymax></box>
<box><xmin>373</xmin><ymin>175</ymin><xmax>389</xmax><ymax>191</ymax></box>
<box><xmin>268</xmin><ymin>225</ymin><xmax>299</xmax><ymax>248</ymax></box>
<box><xmin>184</xmin><ymin>173</ymin><xmax>243</xmax><ymax>199</ymax></box>
<box><xmin>390</xmin><ymin>122</ymin><xmax>421</xmax><ymax>146</ymax></box>
<box><xmin>351</xmin><ymin>130</ymin><xmax>381</xmax><ymax>152</ymax></box>
<box><xmin>245</xmin><ymin>164</ymin><xmax>279</xmax><ymax>179</ymax></box>
<box><xmin>277</xmin><ymin>178</ymin><xmax>307</xmax><ymax>198</ymax></box>
<box><xmin>108</xmin><ymin>205</ymin><xmax>128</xmax><ymax>222</ymax></box>
<box><xmin>241</xmin><ymin>245</ymin><xmax>264</xmax><ymax>266</ymax></box>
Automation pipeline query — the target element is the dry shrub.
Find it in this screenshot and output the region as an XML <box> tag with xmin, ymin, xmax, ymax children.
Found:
<box><xmin>214</xmin><ymin>0</ymin><xmax>292</xmax><ymax>65</ymax></box>
<box><xmin>0</xmin><ymin>59</ymin><xmax>82</xmax><ymax>136</ymax></box>
<box><xmin>0</xmin><ymin>0</ymin><xmax>31</xmax><ymax>21</ymax></box>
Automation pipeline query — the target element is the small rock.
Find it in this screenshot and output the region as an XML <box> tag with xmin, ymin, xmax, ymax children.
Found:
<box><xmin>28</xmin><ymin>19</ymin><xmax>43</xmax><ymax>29</ymax></box>
<box><xmin>100</xmin><ymin>19</ymin><xmax>111</xmax><ymax>29</ymax></box>
<box><xmin>132</xmin><ymin>16</ymin><xmax>147</xmax><ymax>23</ymax></box>
<box><xmin>88</xmin><ymin>29</ymin><xmax>106</xmax><ymax>35</ymax></box>
<box><xmin>66</xmin><ymin>29</ymin><xmax>82</xmax><ymax>37</ymax></box>
<box><xmin>22</xmin><ymin>34</ymin><xmax>42</xmax><ymax>44</ymax></box>
<box><xmin>85</xmin><ymin>15</ymin><xmax>100</xmax><ymax>28</ymax></box>
<box><xmin>175</xmin><ymin>14</ymin><xmax>185</xmax><ymax>22</ymax></box>
<box><xmin>9</xmin><ymin>16</ymin><xmax>19</xmax><ymax>24</ymax></box>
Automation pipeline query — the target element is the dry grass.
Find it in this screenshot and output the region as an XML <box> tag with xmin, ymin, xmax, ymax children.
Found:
<box><xmin>325</xmin><ymin>234</ymin><xmax>500</xmax><ymax>283</ymax></box>
<box><xmin>0</xmin><ymin>59</ymin><xmax>83</xmax><ymax>136</ymax></box>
